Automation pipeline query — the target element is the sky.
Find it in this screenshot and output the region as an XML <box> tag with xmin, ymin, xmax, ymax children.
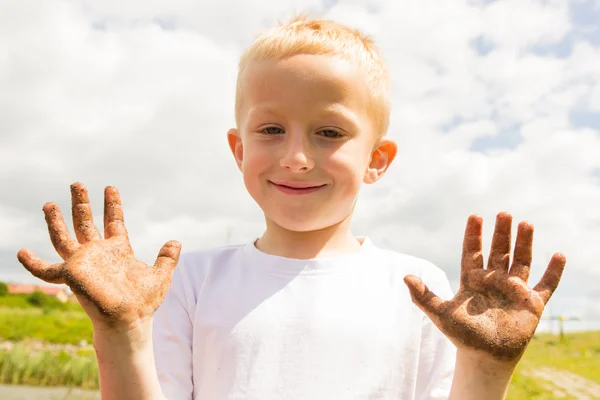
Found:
<box><xmin>1</xmin><ymin>0</ymin><xmax>599</xmax><ymax>333</ymax></box>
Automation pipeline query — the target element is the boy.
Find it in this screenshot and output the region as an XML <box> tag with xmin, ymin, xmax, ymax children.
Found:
<box><xmin>17</xmin><ymin>16</ymin><xmax>566</xmax><ymax>400</ymax></box>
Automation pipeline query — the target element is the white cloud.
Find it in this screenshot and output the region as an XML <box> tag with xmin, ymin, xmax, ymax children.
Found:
<box><xmin>479</xmin><ymin>0</ymin><xmax>571</xmax><ymax>51</ymax></box>
<box><xmin>1</xmin><ymin>0</ymin><xmax>599</xmax><ymax>325</ymax></box>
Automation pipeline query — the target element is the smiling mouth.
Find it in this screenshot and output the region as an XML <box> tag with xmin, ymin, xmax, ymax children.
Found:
<box><xmin>269</xmin><ymin>181</ymin><xmax>327</xmax><ymax>195</ymax></box>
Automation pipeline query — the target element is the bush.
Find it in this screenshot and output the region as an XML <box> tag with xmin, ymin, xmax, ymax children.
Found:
<box><xmin>27</xmin><ymin>291</ymin><xmax>66</xmax><ymax>311</ymax></box>
<box><xmin>0</xmin><ymin>282</ymin><xmax>7</xmax><ymax>296</ymax></box>
<box><xmin>27</xmin><ymin>290</ymin><xmax>49</xmax><ymax>307</ymax></box>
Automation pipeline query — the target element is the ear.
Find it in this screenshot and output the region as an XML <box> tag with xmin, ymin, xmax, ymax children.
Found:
<box><xmin>227</xmin><ymin>128</ymin><xmax>243</xmax><ymax>171</ymax></box>
<box><xmin>364</xmin><ymin>136</ymin><xmax>397</xmax><ymax>184</ymax></box>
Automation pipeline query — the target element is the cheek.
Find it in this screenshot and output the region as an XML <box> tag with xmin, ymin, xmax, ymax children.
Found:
<box><xmin>328</xmin><ymin>149</ymin><xmax>370</xmax><ymax>188</ymax></box>
<box><xmin>241</xmin><ymin>141</ymin><xmax>269</xmax><ymax>173</ymax></box>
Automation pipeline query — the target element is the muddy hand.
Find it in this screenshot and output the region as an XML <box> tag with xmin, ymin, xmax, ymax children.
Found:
<box><xmin>404</xmin><ymin>212</ymin><xmax>566</xmax><ymax>365</ymax></box>
<box><xmin>16</xmin><ymin>182</ymin><xmax>181</xmax><ymax>331</ymax></box>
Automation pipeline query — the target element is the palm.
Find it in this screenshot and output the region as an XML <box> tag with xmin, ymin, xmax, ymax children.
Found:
<box><xmin>441</xmin><ymin>268</ymin><xmax>546</xmax><ymax>361</ymax></box>
<box><xmin>405</xmin><ymin>213</ymin><xmax>566</xmax><ymax>364</ymax></box>
<box><xmin>63</xmin><ymin>237</ymin><xmax>167</xmax><ymax>327</ymax></box>
<box><xmin>17</xmin><ymin>183</ymin><xmax>181</xmax><ymax>329</ymax></box>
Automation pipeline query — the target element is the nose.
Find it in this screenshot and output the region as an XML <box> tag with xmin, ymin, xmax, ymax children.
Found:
<box><xmin>280</xmin><ymin>132</ymin><xmax>314</xmax><ymax>173</ymax></box>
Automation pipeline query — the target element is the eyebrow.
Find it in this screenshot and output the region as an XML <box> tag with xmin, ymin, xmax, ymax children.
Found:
<box><xmin>319</xmin><ymin>104</ymin><xmax>362</xmax><ymax>129</ymax></box>
<box><xmin>246</xmin><ymin>105</ymin><xmax>285</xmax><ymax>120</ymax></box>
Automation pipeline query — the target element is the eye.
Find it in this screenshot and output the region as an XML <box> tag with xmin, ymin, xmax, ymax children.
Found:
<box><xmin>319</xmin><ymin>129</ymin><xmax>343</xmax><ymax>138</ymax></box>
<box><xmin>260</xmin><ymin>126</ymin><xmax>284</xmax><ymax>135</ymax></box>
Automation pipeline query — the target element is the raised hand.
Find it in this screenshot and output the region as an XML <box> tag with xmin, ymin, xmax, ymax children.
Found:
<box><xmin>16</xmin><ymin>183</ymin><xmax>181</xmax><ymax>331</ymax></box>
<box><xmin>404</xmin><ymin>212</ymin><xmax>566</xmax><ymax>365</ymax></box>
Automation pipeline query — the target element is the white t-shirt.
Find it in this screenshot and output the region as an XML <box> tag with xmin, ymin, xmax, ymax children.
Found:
<box><xmin>153</xmin><ymin>237</ymin><xmax>456</xmax><ymax>400</ymax></box>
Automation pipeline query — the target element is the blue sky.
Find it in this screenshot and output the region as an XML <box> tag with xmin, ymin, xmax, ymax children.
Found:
<box><xmin>468</xmin><ymin>0</ymin><xmax>600</xmax><ymax>153</ymax></box>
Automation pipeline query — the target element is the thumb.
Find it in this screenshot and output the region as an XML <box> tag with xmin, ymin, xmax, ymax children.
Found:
<box><xmin>154</xmin><ymin>240</ymin><xmax>182</xmax><ymax>278</ymax></box>
<box><xmin>404</xmin><ymin>275</ymin><xmax>445</xmax><ymax>319</ymax></box>
<box><xmin>17</xmin><ymin>249</ymin><xmax>65</xmax><ymax>284</ymax></box>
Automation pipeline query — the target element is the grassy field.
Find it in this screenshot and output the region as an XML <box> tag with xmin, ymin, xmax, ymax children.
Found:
<box><xmin>0</xmin><ymin>293</ymin><xmax>82</xmax><ymax>312</ymax></box>
<box><xmin>0</xmin><ymin>307</ymin><xmax>92</xmax><ymax>344</ymax></box>
<box><xmin>0</xmin><ymin>299</ymin><xmax>97</xmax><ymax>389</ymax></box>
<box><xmin>0</xmin><ymin>341</ymin><xmax>98</xmax><ymax>389</ymax></box>
<box><xmin>506</xmin><ymin>331</ymin><xmax>600</xmax><ymax>399</ymax></box>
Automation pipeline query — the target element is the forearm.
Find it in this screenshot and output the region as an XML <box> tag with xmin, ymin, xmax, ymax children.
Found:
<box><xmin>93</xmin><ymin>318</ymin><xmax>165</xmax><ymax>400</ymax></box>
<box><xmin>448</xmin><ymin>351</ymin><xmax>514</xmax><ymax>400</ymax></box>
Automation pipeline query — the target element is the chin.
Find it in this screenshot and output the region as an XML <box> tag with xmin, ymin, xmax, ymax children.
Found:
<box><xmin>265</xmin><ymin>209</ymin><xmax>346</xmax><ymax>233</ymax></box>
<box><xmin>277</xmin><ymin>221</ymin><xmax>327</xmax><ymax>233</ymax></box>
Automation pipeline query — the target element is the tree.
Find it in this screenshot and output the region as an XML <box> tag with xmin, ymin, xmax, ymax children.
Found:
<box><xmin>0</xmin><ymin>282</ymin><xmax>7</xmax><ymax>296</ymax></box>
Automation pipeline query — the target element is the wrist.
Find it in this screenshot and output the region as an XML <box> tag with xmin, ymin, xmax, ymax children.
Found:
<box><xmin>92</xmin><ymin>317</ymin><xmax>164</xmax><ymax>400</ymax></box>
<box><xmin>456</xmin><ymin>349</ymin><xmax>516</xmax><ymax>378</ymax></box>
<box><xmin>93</xmin><ymin>317</ymin><xmax>154</xmax><ymax>353</ymax></box>
<box><xmin>449</xmin><ymin>350</ymin><xmax>515</xmax><ymax>400</ymax></box>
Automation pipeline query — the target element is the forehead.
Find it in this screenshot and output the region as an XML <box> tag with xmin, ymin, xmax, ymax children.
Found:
<box><xmin>238</xmin><ymin>54</ymin><xmax>371</xmax><ymax>119</ymax></box>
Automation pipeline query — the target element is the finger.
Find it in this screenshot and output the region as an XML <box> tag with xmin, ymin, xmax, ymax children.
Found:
<box><xmin>509</xmin><ymin>221</ymin><xmax>534</xmax><ymax>282</ymax></box>
<box><xmin>71</xmin><ymin>182</ymin><xmax>102</xmax><ymax>244</ymax></box>
<box><xmin>104</xmin><ymin>186</ymin><xmax>128</xmax><ymax>239</ymax></box>
<box><xmin>153</xmin><ymin>241</ymin><xmax>182</xmax><ymax>277</ymax></box>
<box><xmin>533</xmin><ymin>253</ymin><xmax>566</xmax><ymax>305</ymax></box>
<box><xmin>461</xmin><ymin>215</ymin><xmax>484</xmax><ymax>274</ymax></box>
<box><xmin>43</xmin><ymin>202</ymin><xmax>78</xmax><ymax>260</ymax></box>
<box><xmin>403</xmin><ymin>275</ymin><xmax>446</xmax><ymax>319</ymax></box>
<box><xmin>17</xmin><ymin>249</ymin><xmax>65</xmax><ymax>284</ymax></box>
<box><xmin>487</xmin><ymin>212</ymin><xmax>512</xmax><ymax>272</ymax></box>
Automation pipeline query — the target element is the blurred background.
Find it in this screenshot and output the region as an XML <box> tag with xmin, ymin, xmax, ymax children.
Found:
<box><xmin>0</xmin><ymin>0</ymin><xmax>599</xmax><ymax>398</ymax></box>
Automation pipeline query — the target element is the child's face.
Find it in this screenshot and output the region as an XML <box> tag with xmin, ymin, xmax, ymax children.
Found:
<box><xmin>228</xmin><ymin>54</ymin><xmax>396</xmax><ymax>232</ymax></box>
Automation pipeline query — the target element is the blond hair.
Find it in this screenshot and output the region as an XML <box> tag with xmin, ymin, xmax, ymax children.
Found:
<box><xmin>235</xmin><ymin>14</ymin><xmax>391</xmax><ymax>137</ymax></box>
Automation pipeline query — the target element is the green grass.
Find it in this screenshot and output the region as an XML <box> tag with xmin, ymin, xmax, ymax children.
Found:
<box><xmin>0</xmin><ymin>341</ymin><xmax>98</xmax><ymax>389</ymax></box>
<box><xmin>506</xmin><ymin>331</ymin><xmax>600</xmax><ymax>400</ymax></box>
<box><xmin>507</xmin><ymin>371</ymin><xmax>576</xmax><ymax>400</ymax></box>
<box><xmin>0</xmin><ymin>295</ymin><xmax>97</xmax><ymax>388</ymax></box>
<box><xmin>0</xmin><ymin>307</ymin><xmax>93</xmax><ymax>344</ymax></box>
<box><xmin>0</xmin><ymin>294</ymin><xmax>34</xmax><ymax>309</ymax></box>
<box><xmin>0</xmin><ymin>293</ymin><xmax>83</xmax><ymax>312</ymax></box>
<box><xmin>519</xmin><ymin>331</ymin><xmax>600</xmax><ymax>382</ymax></box>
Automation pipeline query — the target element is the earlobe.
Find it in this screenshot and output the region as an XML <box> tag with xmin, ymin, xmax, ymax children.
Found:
<box><xmin>364</xmin><ymin>137</ymin><xmax>397</xmax><ymax>184</ymax></box>
<box><xmin>227</xmin><ymin>128</ymin><xmax>243</xmax><ymax>171</ymax></box>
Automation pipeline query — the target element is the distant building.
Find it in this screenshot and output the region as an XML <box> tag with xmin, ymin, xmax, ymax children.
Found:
<box><xmin>7</xmin><ymin>283</ymin><xmax>69</xmax><ymax>303</ymax></box>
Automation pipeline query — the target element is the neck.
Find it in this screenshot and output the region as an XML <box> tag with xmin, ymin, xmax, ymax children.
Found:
<box><xmin>256</xmin><ymin>215</ymin><xmax>361</xmax><ymax>259</ymax></box>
